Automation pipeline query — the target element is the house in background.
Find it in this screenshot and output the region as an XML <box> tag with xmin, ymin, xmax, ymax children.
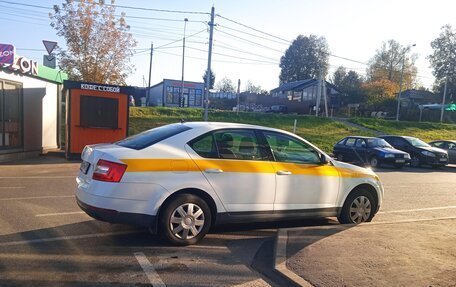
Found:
<box><xmin>399</xmin><ymin>89</ymin><xmax>441</xmax><ymax>109</ymax></box>
<box><xmin>147</xmin><ymin>79</ymin><xmax>205</xmax><ymax>108</ymax></box>
<box><xmin>270</xmin><ymin>79</ymin><xmax>343</xmax><ymax>114</ymax></box>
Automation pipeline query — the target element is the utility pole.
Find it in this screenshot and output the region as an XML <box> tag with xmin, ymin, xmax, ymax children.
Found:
<box><xmin>440</xmin><ymin>74</ymin><xmax>448</xmax><ymax>123</ymax></box>
<box><xmin>146</xmin><ymin>42</ymin><xmax>153</xmax><ymax>106</ymax></box>
<box><xmin>395</xmin><ymin>56</ymin><xmax>405</xmax><ymax>121</ymax></box>
<box><xmin>315</xmin><ymin>68</ymin><xmax>322</xmax><ymax>117</ymax></box>
<box><xmin>322</xmin><ymin>75</ymin><xmax>328</xmax><ymax>117</ymax></box>
<box><xmin>204</xmin><ymin>6</ymin><xmax>215</xmax><ymax>121</ymax></box>
<box><xmin>237</xmin><ymin>79</ymin><xmax>241</xmax><ymax>115</ymax></box>
<box><xmin>180</xmin><ymin>18</ymin><xmax>188</xmax><ymax>108</ymax></box>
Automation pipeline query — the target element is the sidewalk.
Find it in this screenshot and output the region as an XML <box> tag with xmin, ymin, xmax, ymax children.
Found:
<box><xmin>276</xmin><ymin>218</ymin><xmax>456</xmax><ymax>287</ymax></box>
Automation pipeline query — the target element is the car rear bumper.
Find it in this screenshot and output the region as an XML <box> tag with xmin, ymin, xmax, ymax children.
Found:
<box><xmin>76</xmin><ymin>194</ymin><xmax>156</xmax><ymax>230</ymax></box>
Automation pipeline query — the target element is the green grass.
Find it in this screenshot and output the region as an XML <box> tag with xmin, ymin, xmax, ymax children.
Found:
<box><xmin>350</xmin><ymin>118</ymin><xmax>456</xmax><ymax>142</ymax></box>
<box><xmin>129</xmin><ymin>107</ymin><xmax>375</xmax><ymax>153</ymax></box>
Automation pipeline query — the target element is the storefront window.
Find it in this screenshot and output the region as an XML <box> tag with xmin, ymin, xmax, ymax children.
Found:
<box><xmin>195</xmin><ymin>89</ymin><xmax>202</xmax><ymax>106</ymax></box>
<box><xmin>166</xmin><ymin>86</ymin><xmax>173</xmax><ymax>104</ymax></box>
<box><xmin>172</xmin><ymin>87</ymin><xmax>180</xmax><ymax>104</ymax></box>
<box><xmin>0</xmin><ymin>80</ymin><xmax>22</xmax><ymax>149</ymax></box>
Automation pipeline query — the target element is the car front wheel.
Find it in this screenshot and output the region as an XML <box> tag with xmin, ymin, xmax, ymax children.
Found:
<box><xmin>159</xmin><ymin>194</ymin><xmax>211</xmax><ymax>246</ymax></box>
<box><xmin>338</xmin><ymin>189</ymin><xmax>376</xmax><ymax>224</ymax></box>
<box><xmin>369</xmin><ymin>156</ymin><xmax>379</xmax><ymax>168</ymax></box>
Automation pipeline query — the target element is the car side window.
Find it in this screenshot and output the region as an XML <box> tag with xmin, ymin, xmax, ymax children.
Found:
<box><xmin>188</xmin><ymin>133</ymin><xmax>218</xmax><ymax>159</ymax></box>
<box><xmin>262</xmin><ymin>131</ymin><xmax>321</xmax><ymax>164</ymax></box>
<box><xmin>355</xmin><ymin>139</ymin><xmax>366</xmax><ymax>148</ymax></box>
<box><xmin>394</xmin><ymin>138</ymin><xmax>408</xmax><ymax>147</ymax></box>
<box><xmin>345</xmin><ymin>138</ymin><xmax>356</xmax><ymax>147</ymax></box>
<box><xmin>213</xmin><ymin>130</ymin><xmax>266</xmax><ymax>161</ymax></box>
<box><xmin>432</xmin><ymin>141</ymin><xmax>445</xmax><ymax>148</ymax></box>
<box><xmin>447</xmin><ymin>142</ymin><xmax>456</xmax><ymax>150</ymax></box>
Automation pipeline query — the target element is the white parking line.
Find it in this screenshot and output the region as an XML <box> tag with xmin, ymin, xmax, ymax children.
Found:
<box><xmin>0</xmin><ymin>187</ymin><xmax>25</xmax><ymax>189</ymax></box>
<box><xmin>379</xmin><ymin>206</ymin><xmax>456</xmax><ymax>214</ymax></box>
<box><xmin>134</xmin><ymin>252</ymin><xmax>166</xmax><ymax>287</ymax></box>
<box><xmin>36</xmin><ymin>211</ymin><xmax>85</xmax><ymax>217</ymax></box>
<box><xmin>369</xmin><ymin>216</ymin><xmax>456</xmax><ymax>225</ymax></box>
<box><xmin>0</xmin><ymin>230</ymin><xmax>142</xmax><ymax>246</ymax></box>
<box><xmin>0</xmin><ymin>195</ymin><xmax>74</xmax><ymax>201</ymax></box>
<box><xmin>0</xmin><ymin>176</ymin><xmax>74</xmax><ymax>179</ymax></box>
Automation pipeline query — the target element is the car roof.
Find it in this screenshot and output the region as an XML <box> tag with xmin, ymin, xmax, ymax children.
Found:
<box><xmin>429</xmin><ymin>140</ymin><xmax>456</xmax><ymax>143</ymax></box>
<box><xmin>345</xmin><ymin>136</ymin><xmax>376</xmax><ymax>139</ymax></box>
<box><xmin>182</xmin><ymin>121</ymin><xmax>292</xmax><ymax>134</ymax></box>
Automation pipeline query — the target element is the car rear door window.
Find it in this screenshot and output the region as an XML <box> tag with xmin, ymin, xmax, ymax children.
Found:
<box><xmin>213</xmin><ymin>130</ymin><xmax>266</xmax><ymax>160</ymax></box>
<box><xmin>355</xmin><ymin>139</ymin><xmax>366</xmax><ymax>148</ymax></box>
<box><xmin>262</xmin><ymin>131</ymin><xmax>320</xmax><ymax>164</ymax></box>
<box><xmin>345</xmin><ymin>138</ymin><xmax>356</xmax><ymax>147</ymax></box>
<box><xmin>116</xmin><ymin>124</ymin><xmax>191</xmax><ymax>150</ymax></box>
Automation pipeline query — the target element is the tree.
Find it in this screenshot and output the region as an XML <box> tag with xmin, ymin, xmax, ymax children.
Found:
<box><xmin>331</xmin><ymin>66</ymin><xmax>364</xmax><ymax>103</ymax></box>
<box><xmin>215</xmin><ymin>77</ymin><xmax>235</xmax><ymax>93</ymax></box>
<box><xmin>50</xmin><ymin>0</ymin><xmax>137</xmax><ymax>84</ymax></box>
<box><xmin>203</xmin><ymin>69</ymin><xmax>215</xmax><ymax>89</ymax></box>
<box><xmin>362</xmin><ymin>79</ymin><xmax>399</xmax><ymax>107</ymax></box>
<box><xmin>428</xmin><ymin>25</ymin><xmax>456</xmax><ymax>100</ymax></box>
<box><xmin>279</xmin><ymin>35</ymin><xmax>329</xmax><ymax>84</ymax></box>
<box><xmin>367</xmin><ymin>39</ymin><xmax>417</xmax><ymax>89</ymax></box>
<box><xmin>244</xmin><ymin>80</ymin><xmax>266</xmax><ymax>94</ymax></box>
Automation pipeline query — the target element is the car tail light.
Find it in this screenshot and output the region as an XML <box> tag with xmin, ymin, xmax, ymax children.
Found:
<box><xmin>92</xmin><ymin>159</ymin><xmax>127</xmax><ymax>182</ymax></box>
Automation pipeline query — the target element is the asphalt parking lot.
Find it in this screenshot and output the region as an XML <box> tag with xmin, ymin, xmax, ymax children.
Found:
<box><xmin>0</xmin><ymin>155</ymin><xmax>455</xmax><ymax>286</ymax></box>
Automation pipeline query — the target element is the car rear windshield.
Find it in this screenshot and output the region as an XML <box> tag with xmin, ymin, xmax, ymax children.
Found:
<box><xmin>116</xmin><ymin>124</ymin><xmax>192</xmax><ymax>150</ymax></box>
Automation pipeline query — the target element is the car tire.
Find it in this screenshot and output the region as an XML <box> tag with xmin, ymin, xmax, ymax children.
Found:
<box><xmin>369</xmin><ymin>156</ymin><xmax>379</xmax><ymax>168</ymax></box>
<box><xmin>159</xmin><ymin>194</ymin><xmax>212</xmax><ymax>246</ymax></box>
<box><xmin>338</xmin><ymin>189</ymin><xmax>376</xmax><ymax>224</ymax></box>
<box><xmin>410</xmin><ymin>155</ymin><xmax>420</xmax><ymax>167</ymax></box>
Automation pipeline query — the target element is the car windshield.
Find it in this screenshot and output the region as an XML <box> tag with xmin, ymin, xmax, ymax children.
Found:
<box><xmin>367</xmin><ymin>138</ymin><xmax>392</xmax><ymax>148</ymax></box>
<box><xmin>405</xmin><ymin>137</ymin><xmax>430</xmax><ymax>147</ymax></box>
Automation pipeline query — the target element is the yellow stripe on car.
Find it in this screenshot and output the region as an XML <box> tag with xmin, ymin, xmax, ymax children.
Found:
<box><xmin>121</xmin><ymin>158</ymin><xmax>376</xmax><ymax>179</ymax></box>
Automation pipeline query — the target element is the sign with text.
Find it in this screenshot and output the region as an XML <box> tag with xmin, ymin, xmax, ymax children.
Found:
<box><xmin>0</xmin><ymin>43</ymin><xmax>15</xmax><ymax>65</ymax></box>
<box><xmin>80</xmin><ymin>83</ymin><xmax>121</xmax><ymax>93</ymax></box>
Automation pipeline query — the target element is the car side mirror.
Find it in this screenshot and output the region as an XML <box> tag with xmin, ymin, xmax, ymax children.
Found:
<box><xmin>320</xmin><ymin>154</ymin><xmax>330</xmax><ymax>165</ymax></box>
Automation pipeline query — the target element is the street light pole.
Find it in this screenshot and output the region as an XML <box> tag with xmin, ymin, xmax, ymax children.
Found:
<box><xmin>180</xmin><ymin>18</ymin><xmax>188</xmax><ymax>108</ymax></box>
<box><xmin>396</xmin><ymin>44</ymin><xmax>416</xmax><ymax>121</ymax></box>
<box><xmin>204</xmin><ymin>6</ymin><xmax>215</xmax><ymax>121</ymax></box>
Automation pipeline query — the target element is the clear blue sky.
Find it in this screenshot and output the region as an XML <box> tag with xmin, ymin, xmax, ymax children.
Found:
<box><xmin>1</xmin><ymin>0</ymin><xmax>455</xmax><ymax>90</ymax></box>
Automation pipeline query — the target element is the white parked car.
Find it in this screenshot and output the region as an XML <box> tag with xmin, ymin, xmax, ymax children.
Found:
<box><xmin>76</xmin><ymin>122</ymin><xmax>384</xmax><ymax>245</ymax></box>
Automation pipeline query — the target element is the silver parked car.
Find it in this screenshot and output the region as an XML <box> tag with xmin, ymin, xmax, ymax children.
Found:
<box><xmin>429</xmin><ymin>140</ymin><xmax>456</xmax><ymax>164</ymax></box>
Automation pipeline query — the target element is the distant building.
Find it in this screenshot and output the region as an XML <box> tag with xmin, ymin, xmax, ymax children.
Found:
<box><xmin>270</xmin><ymin>79</ymin><xmax>343</xmax><ymax>114</ymax></box>
<box><xmin>147</xmin><ymin>79</ymin><xmax>205</xmax><ymax>108</ymax></box>
<box><xmin>399</xmin><ymin>89</ymin><xmax>440</xmax><ymax>108</ymax></box>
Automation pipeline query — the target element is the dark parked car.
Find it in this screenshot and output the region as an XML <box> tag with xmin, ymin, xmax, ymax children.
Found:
<box><xmin>429</xmin><ymin>140</ymin><xmax>456</xmax><ymax>164</ymax></box>
<box><xmin>333</xmin><ymin>136</ymin><xmax>411</xmax><ymax>168</ymax></box>
<box><xmin>267</xmin><ymin>105</ymin><xmax>287</xmax><ymax>113</ymax></box>
<box><xmin>379</xmin><ymin>136</ymin><xmax>449</xmax><ymax>168</ymax></box>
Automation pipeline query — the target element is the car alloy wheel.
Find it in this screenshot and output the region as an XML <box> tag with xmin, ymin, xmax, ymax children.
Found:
<box><xmin>349</xmin><ymin>195</ymin><xmax>372</xmax><ymax>223</ymax></box>
<box><xmin>159</xmin><ymin>194</ymin><xmax>211</xmax><ymax>245</ymax></box>
<box><xmin>370</xmin><ymin>157</ymin><xmax>379</xmax><ymax>168</ymax></box>
<box><xmin>170</xmin><ymin>203</ymin><xmax>205</xmax><ymax>240</ymax></box>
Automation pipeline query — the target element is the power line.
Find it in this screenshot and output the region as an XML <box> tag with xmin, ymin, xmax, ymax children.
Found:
<box><xmin>215</xmin><ymin>27</ymin><xmax>285</xmax><ymax>53</ymax></box>
<box><xmin>0</xmin><ymin>0</ymin><xmax>49</xmax><ymax>10</ymax></box>
<box><xmin>154</xmin><ymin>29</ymin><xmax>207</xmax><ymax>49</ymax></box>
<box><xmin>74</xmin><ymin>0</ymin><xmax>210</xmax><ymax>15</ymax></box>
<box><xmin>217</xmin><ymin>14</ymin><xmax>290</xmax><ymax>43</ymax></box>
<box><xmin>217</xmin><ymin>24</ymin><xmax>290</xmax><ymax>46</ymax></box>
<box><xmin>213</xmin><ymin>42</ymin><xmax>280</xmax><ymax>62</ymax></box>
<box><xmin>186</xmin><ymin>46</ymin><xmax>278</xmax><ymax>65</ymax></box>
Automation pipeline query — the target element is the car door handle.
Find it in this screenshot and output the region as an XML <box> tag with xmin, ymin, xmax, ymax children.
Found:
<box><xmin>276</xmin><ymin>170</ymin><xmax>292</xmax><ymax>175</ymax></box>
<box><xmin>204</xmin><ymin>168</ymin><xmax>224</xmax><ymax>174</ymax></box>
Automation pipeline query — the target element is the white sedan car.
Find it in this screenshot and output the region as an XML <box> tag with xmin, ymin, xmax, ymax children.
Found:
<box><xmin>76</xmin><ymin>122</ymin><xmax>384</xmax><ymax>245</ymax></box>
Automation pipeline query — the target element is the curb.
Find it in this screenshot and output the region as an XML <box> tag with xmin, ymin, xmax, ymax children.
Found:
<box><xmin>273</xmin><ymin>229</ymin><xmax>313</xmax><ymax>287</ymax></box>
